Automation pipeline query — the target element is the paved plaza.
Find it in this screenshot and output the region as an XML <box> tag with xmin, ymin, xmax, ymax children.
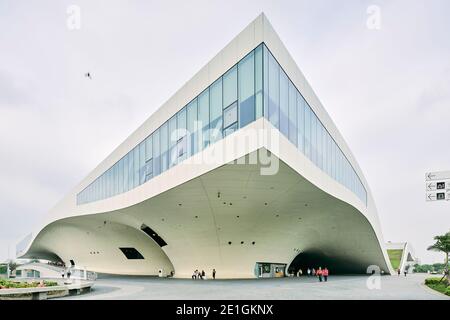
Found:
<box><xmin>62</xmin><ymin>273</ymin><xmax>449</xmax><ymax>300</ymax></box>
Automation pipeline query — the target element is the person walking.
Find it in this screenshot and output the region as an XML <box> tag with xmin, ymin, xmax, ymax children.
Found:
<box><xmin>404</xmin><ymin>270</ymin><xmax>407</xmax><ymax>277</ymax></box>
<box><xmin>317</xmin><ymin>267</ymin><xmax>323</xmax><ymax>282</ymax></box>
<box><xmin>312</xmin><ymin>268</ymin><xmax>316</xmax><ymax>276</ymax></box>
<box><xmin>323</xmin><ymin>267</ymin><xmax>329</xmax><ymax>282</ymax></box>
<box><xmin>397</xmin><ymin>268</ymin><xmax>401</xmax><ymax>276</ymax></box>
<box><xmin>307</xmin><ymin>268</ymin><xmax>311</xmax><ymax>276</ymax></box>
<box><xmin>212</xmin><ymin>269</ymin><xmax>216</xmax><ymax>280</ymax></box>
<box><xmin>201</xmin><ymin>270</ymin><xmax>205</xmax><ymax>280</ymax></box>
<box><xmin>192</xmin><ymin>271</ymin><xmax>196</xmax><ymax>279</ymax></box>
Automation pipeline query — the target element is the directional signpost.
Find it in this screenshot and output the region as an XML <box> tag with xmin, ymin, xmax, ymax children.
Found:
<box><xmin>425</xmin><ymin>171</ymin><xmax>450</xmax><ymax>201</ymax></box>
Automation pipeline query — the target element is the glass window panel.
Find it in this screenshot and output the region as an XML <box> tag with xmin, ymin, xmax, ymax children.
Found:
<box><xmin>187</xmin><ymin>98</ymin><xmax>198</xmax><ymax>156</ymax></box>
<box><xmin>223</xmin><ymin>65</ymin><xmax>237</xmax><ymax>108</ymax></box>
<box><xmin>177</xmin><ymin>107</ymin><xmax>187</xmax><ymax>162</ymax></box>
<box><xmin>209</xmin><ymin>79</ymin><xmax>222</xmax><ymax>144</ymax></box>
<box><xmin>288</xmin><ymin>80</ymin><xmax>297</xmax><ymax>146</ymax></box>
<box><xmin>145</xmin><ymin>158</ymin><xmax>153</xmax><ymax>181</ymax></box>
<box><xmin>223</xmin><ymin>101</ymin><xmax>238</xmax><ymax>129</ymax></box>
<box><xmin>297</xmin><ymin>92</ymin><xmax>305</xmax><ymax>153</ymax></box>
<box><xmin>114</xmin><ymin>163</ymin><xmax>119</xmax><ymax>195</ymax></box>
<box><xmin>145</xmin><ymin>135</ymin><xmax>153</xmax><ymax>161</ymax></box>
<box><xmin>128</xmin><ymin>150</ymin><xmax>134</xmax><ymax>191</ymax></box>
<box><xmin>311</xmin><ymin>111</ymin><xmax>317</xmax><ymax>165</ymax></box>
<box><xmin>133</xmin><ymin>147</ymin><xmax>139</xmax><ymax>188</ymax></box>
<box><xmin>93</xmin><ymin>179</ymin><xmax>97</xmax><ymax>201</ymax></box>
<box><xmin>168</xmin><ymin>116</ymin><xmax>177</xmax><ymax>167</ymax></box>
<box><xmin>279</xmin><ymin>69</ymin><xmax>289</xmax><ymax>138</ymax></box>
<box><xmin>255</xmin><ymin>44</ymin><xmax>263</xmax><ymax>119</ymax></box>
<box><xmin>337</xmin><ymin>150</ymin><xmax>341</xmax><ymax>183</ymax></box>
<box><xmin>160</xmin><ymin>122</ymin><xmax>169</xmax><ymax>172</ymax></box>
<box><xmin>304</xmin><ymin>104</ymin><xmax>311</xmax><ymax>160</ymax></box>
<box><xmin>139</xmin><ymin>141</ymin><xmax>146</xmax><ymax>184</ymax></box>
<box><xmin>118</xmin><ymin>158</ymin><xmax>124</xmax><ymax>194</ymax></box>
<box><xmin>238</xmin><ymin>51</ymin><xmax>255</xmax><ymax>128</ymax></box>
<box><xmin>223</xmin><ymin>122</ymin><xmax>238</xmax><ymax>137</ymax></box>
<box><xmin>327</xmin><ymin>133</ymin><xmax>332</xmax><ymax>175</ymax></box>
<box><xmin>268</xmin><ymin>51</ymin><xmax>279</xmax><ymax>128</ymax></box>
<box><xmin>198</xmin><ymin>89</ymin><xmax>210</xmax><ymax>150</ymax></box>
<box><xmin>263</xmin><ymin>44</ymin><xmax>269</xmax><ymax>119</ymax></box>
<box><xmin>317</xmin><ymin>122</ymin><xmax>323</xmax><ymax>170</ymax></box>
<box><xmin>153</xmin><ymin>128</ymin><xmax>161</xmax><ymax>177</ymax></box>
<box><xmin>104</xmin><ymin>169</ymin><xmax>109</xmax><ymax>199</ymax></box>
<box><xmin>92</xmin><ymin>180</ymin><xmax>96</xmax><ymax>201</ymax></box>
<box><xmin>331</xmin><ymin>141</ymin><xmax>336</xmax><ymax>180</ymax></box>
<box><xmin>124</xmin><ymin>153</ymin><xmax>129</xmax><ymax>192</ymax></box>
<box><xmin>104</xmin><ymin>168</ymin><xmax>109</xmax><ymax>198</ymax></box>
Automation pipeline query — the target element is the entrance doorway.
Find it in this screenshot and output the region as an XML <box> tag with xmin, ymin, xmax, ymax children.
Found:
<box><xmin>255</xmin><ymin>262</ymin><xmax>286</xmax><ymax>278</ymax></box>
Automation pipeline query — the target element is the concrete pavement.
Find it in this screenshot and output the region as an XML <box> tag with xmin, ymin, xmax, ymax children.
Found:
<box><xmin>61</xmin><ymin>273</ymin><xmax>449</xmax><ymax>300</ymax></box>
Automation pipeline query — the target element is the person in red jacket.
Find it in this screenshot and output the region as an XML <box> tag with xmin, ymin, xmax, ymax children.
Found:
<box><xmin>323</xmin><ymin>267</ymin><xmax>329</xmax><ymax>282</ymax></box>
<box><xmin>316</xmin><ymin>267</ymin><xmax>323</xmax><ymax>282</ymax></box>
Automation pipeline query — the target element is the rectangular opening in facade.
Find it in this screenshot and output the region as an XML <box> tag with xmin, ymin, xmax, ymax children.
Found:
<box><xmin>119</xmin><ymin>247</ymin><xmax>145</xmax><ymax>259</ymax></box>
<box><xmin>141</xmin><ymin>224</ymin><xmax>167</xmax><ymax>247</ymax></box>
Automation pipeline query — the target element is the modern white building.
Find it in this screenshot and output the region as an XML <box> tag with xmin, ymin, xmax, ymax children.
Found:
<box><xmin>18</xmin><ymin>13</ymin><xmax>394</xmax><ymax>278</ymax></box>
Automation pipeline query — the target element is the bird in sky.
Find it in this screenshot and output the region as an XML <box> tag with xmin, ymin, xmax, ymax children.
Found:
<box><xmin>85</xmin><ymin>72</ymin><xmax>92</xmax><ymax>79</ymax></box>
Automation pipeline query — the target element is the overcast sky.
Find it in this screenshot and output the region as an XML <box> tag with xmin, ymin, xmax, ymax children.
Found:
<box><xmin>1</xmin><ymin>0</ymin><xmax>449</xmax><ymax>264</ymax></box>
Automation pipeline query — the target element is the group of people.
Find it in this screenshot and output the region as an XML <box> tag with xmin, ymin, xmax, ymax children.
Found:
<box><xmin>294</xmin><ymin>267</ymin><xmax>330</xmax><ymax>282</ymax></box>
<box><xmin>397</xmin><ymin>268</ymin><xmax>408</xmax><ymax>277</ymax></box>
<box><xmin>192</xmin><ymin>269</ymin><xmax>216</xmax><ymax>280</ymax></box>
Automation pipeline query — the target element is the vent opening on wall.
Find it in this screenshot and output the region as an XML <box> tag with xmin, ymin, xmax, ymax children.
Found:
<box><xmin>119</xmin><ymin>247</ymin><xmax>144</xmax><ymax>259</ymax></box>
<box><xmin>141</xmin><ymin>224</ymin><xmax>167</xmax><ymax>247</ymax></box>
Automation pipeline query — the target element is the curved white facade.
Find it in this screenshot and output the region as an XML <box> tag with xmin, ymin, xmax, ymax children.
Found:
<box><xmin>18</xmin><ymin>13</ymin><xmax>394</xmax><ymax>278</ymax></box>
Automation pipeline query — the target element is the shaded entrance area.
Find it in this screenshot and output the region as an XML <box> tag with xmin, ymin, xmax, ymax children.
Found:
<box><xmin>288</xmin><ymin>251</ymin><xmax>367</xmax><ymax>275</ymax></box>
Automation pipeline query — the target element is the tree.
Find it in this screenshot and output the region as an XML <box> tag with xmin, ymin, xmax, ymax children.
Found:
<box><xmin>8</xmin><ymin>261</ymin><xmax>18</xmax><ymax>272</ymax></box>
<box><xmin>427</xmin><ymin>231</ymin><xmax>450</xmax><ymax>284</ymax></box>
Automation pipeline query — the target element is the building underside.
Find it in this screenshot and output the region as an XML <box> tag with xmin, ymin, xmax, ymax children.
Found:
<box><xmin>22</xmin><ymin>149</ymin><xmax>390</xmax><ymax>278</ymax></box>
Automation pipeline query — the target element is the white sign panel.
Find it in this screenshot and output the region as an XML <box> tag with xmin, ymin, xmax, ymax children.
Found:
<box><xmin>426</xmin><ymin>192</ymin><xmax>450</xmax><ymax>202</ymax></box>
<box><xmin>425</xmin><ymin>171</ymin><xmax>450</xmax><ymax>201</ymax></box>
<box><xmin>425</xmin><ymin>171</ymin><xmax>450</xmax><ymax>181</ymax></box>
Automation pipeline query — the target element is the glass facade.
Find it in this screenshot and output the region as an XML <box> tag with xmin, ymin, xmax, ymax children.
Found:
<box><xmin>261</xmin><ymin>45</ymin><xmax>367</xmax><ymax>205</ymax></box>
<box><xmin>77</xmin><ymin>43</ymin><xmax>367</xmax><ymax>206</ymax></box>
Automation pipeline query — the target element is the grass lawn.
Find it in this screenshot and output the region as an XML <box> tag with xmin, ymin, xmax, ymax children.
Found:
<box><xmin>387</xmin><ymin>249</ymin><xmax>403</xmax><ymax>270</ymax></box>
<box><xmin>425</xmin><ymin>277</ymin><xmax>450</xmax><ymax>296</ymax></box>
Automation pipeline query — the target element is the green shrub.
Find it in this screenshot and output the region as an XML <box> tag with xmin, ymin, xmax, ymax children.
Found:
<box><xmin>425</xmin><ymin>277</ymin><xmax>442</xmax><ymax>285</ymax></box>
<box><xmin>44</xmin><ymin>281</ymin><xmax>58</xmax><ymax>287</ymax></box>
<box><xmin>445</xmin><ymin>287</ymin><xmax>450</xmax><ymax>296</ymax></box>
